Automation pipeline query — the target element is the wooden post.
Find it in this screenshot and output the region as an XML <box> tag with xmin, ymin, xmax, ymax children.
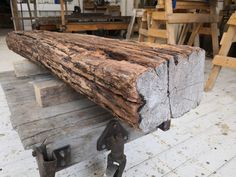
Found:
<box><xmin>165</xmin><ymin>0</ymin><xmax>176</xmax><ymax>44</ymax></box>
<box><xmin>60</xmin><ymin>0</ymin><xmax>66</xmax><ymax>26</ymax></box>
<box><xmin>33</xmin><ymin>0</ymin><xmax>38</xmax><ymax>29</ymax></box>
<box><xmin>10</xmin><ymin>0</ymin><xmax>21</xmax><ymax>30</ymax></box>
<box><xmin>157</xmin><ymin>0</ymin><xmax>164</xmax><ymax>8</ymax></box>
<box><xmin>210</xmin><ymin>0</ymin><xmax>219</xmax><ymax>55</ymax></box>
<box><xmin>33</xmin><ymin>0</ymin><xmax>38</xmax><ymax>18</ymax></box>
<box><xmin>19</xmin><ymin>1</ymin><xmax>24</xmax><ymax>30</ymax></box>
<box><xmin>178</xmin><ymin>24</ymin><xmax>189</xmax><ymax>45</ymax></box>
<box><xmin>138</xmin><ymin>10</ymin><xmax>148</xmax><ymax>42</ymax></box>
<box><xmin>147</xmin><ymin>10</ymin><xmax>158</xmax><ymax>43</ymax></box>
<box><xmin>26</xmin><ymin>0</ymin><xmax>33</xmax><ymax>27</ymax></box>
<box><xmin>126</xmin><ymin>9</ymin><xmax>137</xmax><ymax>40</ymax></box>
<box><xmin>187</xmin><ymin>23</ymin><xmax>202</xmax><ymax>46</ymax></box>
<box><xmin>65</xmin><ymin>0</ymin><xmax>68</xmax><ymax>16</ymax></box>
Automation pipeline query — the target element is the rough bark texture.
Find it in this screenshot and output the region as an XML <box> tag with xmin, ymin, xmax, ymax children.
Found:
<box><xmin>6</xmin><ymin>31</ymin><xmax>205</xmax><ymax>132</ymax></box>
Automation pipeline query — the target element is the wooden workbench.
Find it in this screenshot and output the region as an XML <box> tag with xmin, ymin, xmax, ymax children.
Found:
<box><xmin>0</xmin><ymin>71</ymin><xmax>144</xmax><ymax>167</ymax></box>
<box><xmin>35</xmin><ymin>15</ymin><xmax>130</xmax><ymax>32</ymax></box>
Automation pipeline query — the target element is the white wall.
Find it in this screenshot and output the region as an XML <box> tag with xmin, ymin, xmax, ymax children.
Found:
<box><xmin>120</xmin><ymin>0</ymin><xmax>134</xmax><ymax>16</ymax></box>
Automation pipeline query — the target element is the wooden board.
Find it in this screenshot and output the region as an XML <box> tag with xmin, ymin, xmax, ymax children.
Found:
<box><xmin>212</xmin><ymin>55</ymin><xmax>236</xmax><ymax>69</ymax></box>
<box><xmin>34</xmin><ymin>78</ymin><xmax>84</xmax><ymax>107</ymax></box>
<box><xmin>64</xmin><ymin>22</ymin><xmax>129</xmax><ymax>32</ymax></box>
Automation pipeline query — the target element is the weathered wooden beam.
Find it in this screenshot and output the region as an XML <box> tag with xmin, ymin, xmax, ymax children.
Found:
<box><xmin>6</xmin><ymin>31</ymin><xmax>205</xmax><ymax>132</ymax></box>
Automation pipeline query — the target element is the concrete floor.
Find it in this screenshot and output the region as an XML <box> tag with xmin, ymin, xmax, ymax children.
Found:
<box><xmin>0</xmin><ymin>29</ymin><xmax>236</xmax><ymax>177</ymax></box>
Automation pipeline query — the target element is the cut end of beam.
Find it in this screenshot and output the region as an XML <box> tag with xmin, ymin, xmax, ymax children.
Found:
<box><xmin>137</xmin><ymin>62</ymin><xmax>170</xmax><ymax>132</ymax></box>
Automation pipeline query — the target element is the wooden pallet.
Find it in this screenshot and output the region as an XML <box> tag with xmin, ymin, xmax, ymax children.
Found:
<box><xmin>205</xmin><ymin>12</ymin><xmax>236</xmax><ymax>91</ymax></box>
<box><xmin>138</xmin><ymin>0</ymin><xmax>219</xmax><ymax>55</ymax></box>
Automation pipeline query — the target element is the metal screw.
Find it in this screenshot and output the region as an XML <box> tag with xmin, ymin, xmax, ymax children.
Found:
<box><xmin>59</xmin><ymin>150</ymin><xmax>65</xmax><ymax>158</ymax></box>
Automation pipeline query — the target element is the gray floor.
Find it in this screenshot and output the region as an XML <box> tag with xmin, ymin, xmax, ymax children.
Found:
<box><xmin>0</xmin><ymin>29</ymin><xmax>236</xmax><ymax>177</ymax></box>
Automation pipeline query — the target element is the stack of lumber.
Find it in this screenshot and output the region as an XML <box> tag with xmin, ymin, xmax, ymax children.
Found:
<box><xmin>6</xmin><ymin>31</ymin><xmax>205</xmax><ymax>132</ymax></box>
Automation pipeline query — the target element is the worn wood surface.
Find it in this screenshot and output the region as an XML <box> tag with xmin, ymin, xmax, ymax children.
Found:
<box><xmin>6</xmin><ymin>31</ymin><xmax>205</xmax><ymax>132</ymax></box>
<box><xmin>0</xmin><ymin>71</ymin><xmax>144</xmax><ymax>166</ymax></box>
<box><xmin>34</xmin><ymin>78</ymin><xmax>83</xmax><ymax>107</ymax></box>
<box><xmin>13</xmin><ymin>60</ymin><xmax>49</xmax><ymax>77</ymax></box>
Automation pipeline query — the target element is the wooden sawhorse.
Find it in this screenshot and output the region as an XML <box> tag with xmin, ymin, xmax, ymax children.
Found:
<box><xmin>205</xmin><ymin>12</ymin><xmax>236</xmax><ymax>91</ymax></box>
<box><xmin>138</xmin><ymin>0</ymin><xmax>219</xmax><ymax>55</ymax></box>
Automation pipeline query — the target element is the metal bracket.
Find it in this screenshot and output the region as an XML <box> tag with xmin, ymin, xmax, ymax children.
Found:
<box><xmin>97</xmin><ymin>119</ymin><xmax>129</xmax><ymax>177</ymax></box>
<box><xmin>158</xmin><ymin>119</ymin><xmax>171</xmax><ymax>131</ymax></box>
<box><xmin>32</xmin><ymin>140</ymin><xmax>71</xmax><ymax>177</ymax></box>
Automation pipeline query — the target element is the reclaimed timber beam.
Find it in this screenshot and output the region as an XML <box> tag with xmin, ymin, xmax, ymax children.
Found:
<box><xmin>6</xmin><ymin>30</ymin><xmax>205</xmax><ymax>132</ymax></box>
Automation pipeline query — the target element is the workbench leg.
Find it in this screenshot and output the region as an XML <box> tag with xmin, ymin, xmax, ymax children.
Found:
<box><xmin>204</xmin><ymin>65</ymin><xmax>222</xmax><ymax>92</ymax></box>
<box><xmin>32</xmin><ymin>144</ymin><xmax>57</xmax><ymax>177</ymax></box>
<box><xmin>126</xmin><ymin>9</ymin><xmax>136</xmax><ymax>40</ymax></box>
<box><xmin>178</xmin><ymin>24</ymin><xmax>189</xmax><ymax>45</ymax></box>
<box><xmin>32</xmin><ymin>143</ymin><xmax>71</xmax><ymax>177</ymax></box>
<box><xmin>97</xmin><ymin>120</ymin><xmax>128</xmax><ymax>177</ymax></box>
<box><xmin>106</xmin><ymin>153</ymin><xmax>127</xmax><ymax>177</ymax></box>
<box><xmin>138</xmin><ymin>11</ymin><xmax>147</xmax><ymax>42</ymax></box>
<box><xmin>187</xmin><ymin>23</ymin><xmax>201</xmax><ymax>46</ymax></box>
<box><xmin>165</xmin><ymin>0</ymin><xmax>176</xmax><ymax>44</ymax></box>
